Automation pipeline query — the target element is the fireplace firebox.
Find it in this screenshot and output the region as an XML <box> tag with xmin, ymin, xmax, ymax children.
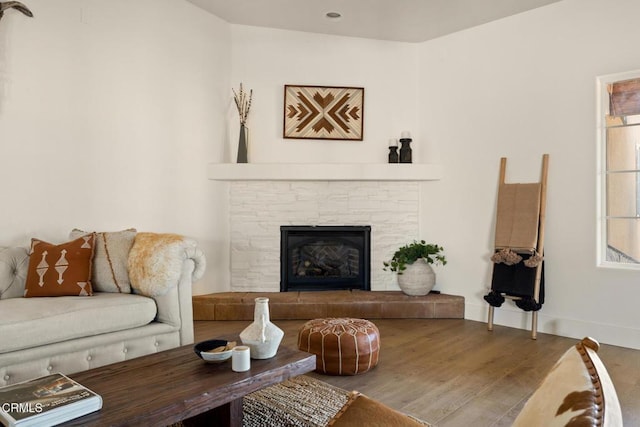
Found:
<box><xmin>280</xmin><ymin>225</ymin><xmax>371</xmax><ymax>292</ymax></box>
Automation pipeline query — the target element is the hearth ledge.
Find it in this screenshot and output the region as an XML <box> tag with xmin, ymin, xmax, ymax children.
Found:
<box><xmin>193</xmin><ymin>290</ymin><xmax>464</xmax><ymax>320</ymax></box>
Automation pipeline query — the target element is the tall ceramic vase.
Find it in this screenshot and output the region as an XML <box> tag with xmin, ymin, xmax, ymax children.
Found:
<box><xmin>237</xmin><ymin>123</ymin><xmax>248</xmax><ymax>163</ymax></box>
<box><xmin>240</xmin><ymin>297</ymin><xmax>284</xmax><ymax>359</ymax></box>
<box><xmin>397</xmin><ymin>258</ymin><xmax>436</xmax><ymax>296</ymax></box>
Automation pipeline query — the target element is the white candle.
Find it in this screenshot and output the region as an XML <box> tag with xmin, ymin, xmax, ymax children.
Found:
<box><xmin>401</xmin><ymin>131</ymin><xmax>411</xmax><ymax>139</ymax></box>
<box><xmin>232</xmin><ymin>346</ymin><xmax>251</xmax><ymax>372</ymax></box>
<box><xmin>389</xmin><ymin>138</ymin><xmax>398</xmax><ymax>147</ymax></box>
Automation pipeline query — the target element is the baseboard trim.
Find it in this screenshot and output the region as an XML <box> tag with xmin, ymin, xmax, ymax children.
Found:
<box><xmin>465</xmin><ymin>301</ymin><xmax>640</xmax><ymax>350</ymax></box>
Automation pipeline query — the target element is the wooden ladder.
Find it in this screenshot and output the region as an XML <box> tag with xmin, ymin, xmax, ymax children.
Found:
<box><xmin>487</xmin><ymin>154</ymin><xmax>549</xmax><ymax>339</ymax></box>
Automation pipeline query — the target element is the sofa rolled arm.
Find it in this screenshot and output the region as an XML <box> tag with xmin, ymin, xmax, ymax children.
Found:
<box><xmin>184</xmin><ymin>245</ymin><xmax>206</xmax><ymax>283</ymax></box>
<box><xmin>128</xmin><ymin>232</ymin><xmax>206</xmax><ymax>297</ymax></box>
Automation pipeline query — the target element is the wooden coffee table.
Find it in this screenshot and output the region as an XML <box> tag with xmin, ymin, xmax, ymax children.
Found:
<box><xmin>60</xmin><ymin>337</ymin><xmax>316</xmax><ymax>426</ymax></box>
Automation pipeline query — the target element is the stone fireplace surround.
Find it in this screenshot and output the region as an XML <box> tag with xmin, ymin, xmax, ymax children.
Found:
<box><xmin>209</xmin><ymin>163</ymin><xmax>442</xmax><ymax>292</ymax></box>
<box><xmin>229</xmin><ymin>180</ymin><xmax>419</xmax><ymax>292</ymax></box>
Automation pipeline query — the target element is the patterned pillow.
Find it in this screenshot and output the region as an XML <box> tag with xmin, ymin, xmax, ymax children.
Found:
<box><xmin>70</xmin><ymin>228</ymin><xmax>136</xmax><ymax>293</ymax></box>
<box><xmin>24</xmin><ymin>234</ymin><xmax>96</xmax><ymax>297</ymax></box>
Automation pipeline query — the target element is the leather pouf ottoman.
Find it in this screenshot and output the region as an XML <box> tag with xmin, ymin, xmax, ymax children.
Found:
<box><xmin>297</xmin><ymin>318</ymin><xmax>380</xmax><ymax>375</ymax></box>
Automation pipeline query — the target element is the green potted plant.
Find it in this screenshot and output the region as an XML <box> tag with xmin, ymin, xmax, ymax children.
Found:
<box><xmin>383</xmin><ymin>240</ymin><xmax>447</xmax><ymax>296</ymax></box>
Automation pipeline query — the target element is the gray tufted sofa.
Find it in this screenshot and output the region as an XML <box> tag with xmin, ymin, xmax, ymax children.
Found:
<box><xmin>0</xmin><ymin>234</ymin><xmax>205</xmax><ymax>386</ymax></box>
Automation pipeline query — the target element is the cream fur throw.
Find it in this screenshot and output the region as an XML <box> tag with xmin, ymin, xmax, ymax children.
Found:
<box><xmin>128</xmin><ymin>232</ymin><xmax>206</xmax><ymax>297</ymax></box>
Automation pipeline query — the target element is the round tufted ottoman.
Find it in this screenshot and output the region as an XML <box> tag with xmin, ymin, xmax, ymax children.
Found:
<box><xmin>297</xmin><ymin>318</ymin><xmax>380</xmax><ymax>375</ymax></box>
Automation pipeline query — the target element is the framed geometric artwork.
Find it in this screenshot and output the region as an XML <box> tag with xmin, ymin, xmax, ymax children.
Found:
<box><xmin>283</xmin><ymin>85</ymin><xmax>364</xmax><ymax>140</ymax></box>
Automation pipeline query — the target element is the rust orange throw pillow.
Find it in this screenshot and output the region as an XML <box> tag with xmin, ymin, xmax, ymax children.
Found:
<box><xmin>24</xmin><ymin>234</ymin><xmax>96</xmax><ymax>297</ymax></box>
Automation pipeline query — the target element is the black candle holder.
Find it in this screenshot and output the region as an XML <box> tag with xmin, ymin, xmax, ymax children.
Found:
<box><xmin>388</xmin><ymin>146</ymin><xmax>399</xmax><ymax>163</ymax></box>
<box><xmin>399</xmin><ymin>138</ymin><xmax>412</xmax><ymax>163</ymax></box>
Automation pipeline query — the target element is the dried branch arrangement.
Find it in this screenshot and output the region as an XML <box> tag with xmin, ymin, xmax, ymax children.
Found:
<box><xmin>233</xmin><ymin>83</ymin><xmax>253</xmax><ymax>125</ymax></box>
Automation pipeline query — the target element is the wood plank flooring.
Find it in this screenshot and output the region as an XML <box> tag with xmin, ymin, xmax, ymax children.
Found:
<box><xmin>195</xmin><ymin>319</ymin><xmax>640</xmax><ymax>426</ymax></box>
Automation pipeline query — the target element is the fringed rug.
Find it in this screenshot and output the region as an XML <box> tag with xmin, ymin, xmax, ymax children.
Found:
<box><xmin>243</xmin><ymin>375</ymin><xmax>350</xmax><ymax>427</ymax></box>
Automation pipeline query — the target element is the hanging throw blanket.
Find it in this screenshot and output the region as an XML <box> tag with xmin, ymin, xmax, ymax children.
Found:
<box><xmin>494</xmin><ymin>183</ymin><xmax>541</xmax><ymax>253</ymax></box>
<box><xmin>484</xmin><ymin>252</ymin><xmax>545</xmax><ymax>312</ymax></box>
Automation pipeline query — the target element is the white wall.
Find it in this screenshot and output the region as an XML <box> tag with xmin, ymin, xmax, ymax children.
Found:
<box><xmin>0</xmin><ymin>0</ymin><xmax>231</xmax><ymax>295</ymax></box>
<box><xmin>418</xmin><ymin>0</ymin><xmax>640</xmax><ymax>348</ymax></box>
<box><xmin>228</xmin><ymin>25</ymin><xmax>420</xmax><ymax>163</ymax></box>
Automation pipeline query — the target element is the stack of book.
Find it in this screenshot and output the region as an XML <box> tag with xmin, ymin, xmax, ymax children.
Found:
<box><xmin>0</xmin><ymin>373</ymin><xmax>102</xmax><ymax>427</ymax></box>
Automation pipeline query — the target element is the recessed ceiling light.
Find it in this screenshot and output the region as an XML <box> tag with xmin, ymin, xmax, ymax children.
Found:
<box><xmin>325</xmin><ymin>11</ymin><xmax>342</xmax><ymax>20</ymax></box>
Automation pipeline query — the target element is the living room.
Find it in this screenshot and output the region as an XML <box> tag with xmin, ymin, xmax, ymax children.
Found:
<box><xmin>1</xmin><ymin>0</ymin><xmax>639</xmax><ymax>425</ymax></box>
<box><xmin>2</xmin><ymin>0</ymin><xmax>639</xmax><ymax>348</ymax></box>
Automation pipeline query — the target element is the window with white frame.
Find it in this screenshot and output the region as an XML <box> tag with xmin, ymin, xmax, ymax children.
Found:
<box><xmin>598</xmin><ymin>71</ymin><xmax>640</xmax><ymax>267</ymax></box>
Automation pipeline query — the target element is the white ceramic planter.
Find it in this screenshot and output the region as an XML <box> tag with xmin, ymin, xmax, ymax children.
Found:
<box><xmin>397</xmin><ymin>258</ymin><xmax>436</xmax><ymax>296</ymax></box>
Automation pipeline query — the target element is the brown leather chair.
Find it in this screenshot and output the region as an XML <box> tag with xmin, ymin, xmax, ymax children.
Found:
<box><xmin>513</xmin><ymin>337</ymin><xmax>622</xmax><ymax>427</ymax></box>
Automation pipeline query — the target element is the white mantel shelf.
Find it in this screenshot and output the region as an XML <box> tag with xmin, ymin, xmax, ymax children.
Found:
<box><xmin>207</xmin><ymin>163</ymin><xmax>442</xmax><ymax>181</ymax></box>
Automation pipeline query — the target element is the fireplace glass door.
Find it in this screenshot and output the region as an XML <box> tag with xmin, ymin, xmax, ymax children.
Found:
<box><xmin>280</xmin><ymin>226</ymin><xmax>371</xmax><ymax>292</ymax></box>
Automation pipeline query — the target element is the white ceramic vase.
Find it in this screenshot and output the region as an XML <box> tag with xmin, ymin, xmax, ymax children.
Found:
<box><xmin>240</xmin><ymin>297</ymin><xmax>284</xmax><ymax>359</ymax></box>
<box><xmin>397</xmin><ymin>258</ymin><xmax>436</xmax><ymax>296</ymax></box>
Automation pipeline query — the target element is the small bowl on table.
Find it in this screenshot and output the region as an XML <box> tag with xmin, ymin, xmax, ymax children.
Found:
<box><xmin>194</xmin><ymin>339</ymin><xmax>233</xmax><ymax>363</ymax></box>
